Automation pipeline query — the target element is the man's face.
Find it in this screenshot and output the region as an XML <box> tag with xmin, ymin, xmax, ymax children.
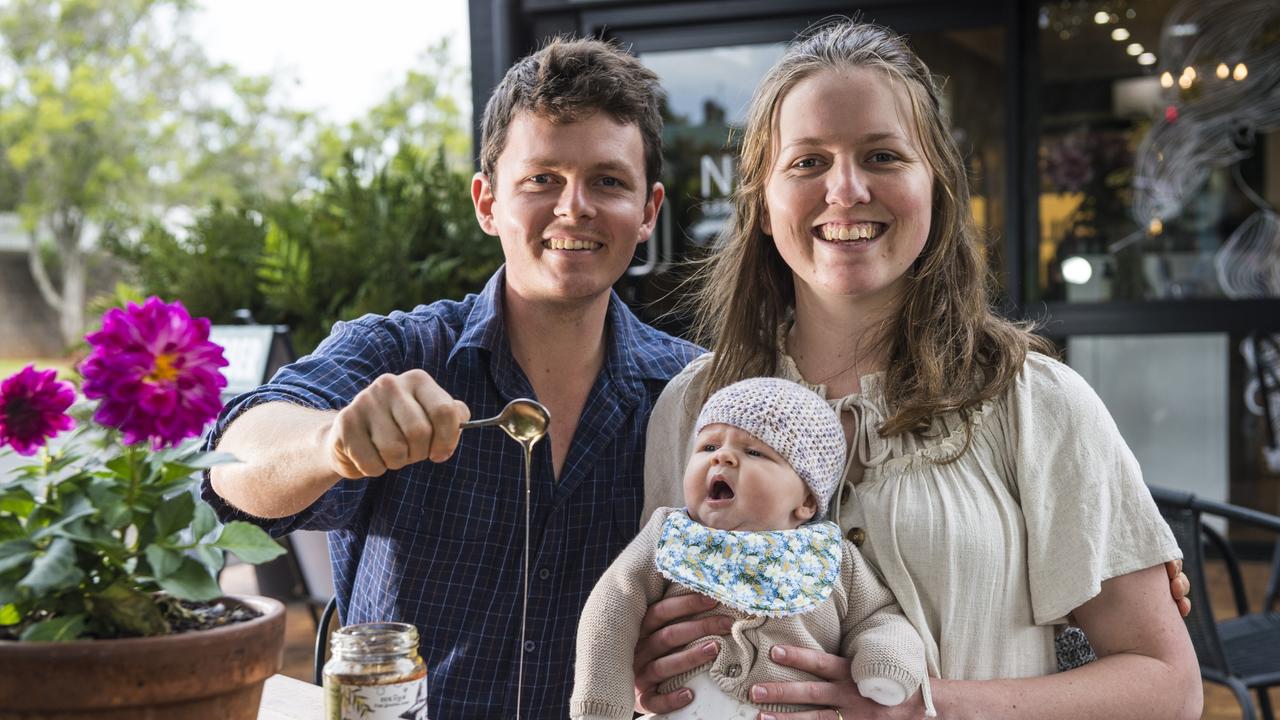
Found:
<box><xmin>472</xmin><ymin>111</ymin><xmax>663</xmax><ymax>307</ymax></box>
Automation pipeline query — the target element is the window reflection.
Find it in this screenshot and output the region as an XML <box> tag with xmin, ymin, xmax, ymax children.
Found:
<box><xmin>1038</xmin><ymin>0</ymin><xmax>1280</xmax><ymax>303</ymax></box>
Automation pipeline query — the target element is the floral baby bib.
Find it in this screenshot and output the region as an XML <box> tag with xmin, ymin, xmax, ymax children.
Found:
<box><xmin>654</xmin><ymin>510</ymin><xmax>842</xmax><ymax>617</ymax></box>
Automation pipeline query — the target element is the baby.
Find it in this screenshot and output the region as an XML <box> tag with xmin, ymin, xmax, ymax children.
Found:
<box><xmin>570</xmin><ymin>377</ymin><xmax>931</xmax><ymax>720</ymax></box>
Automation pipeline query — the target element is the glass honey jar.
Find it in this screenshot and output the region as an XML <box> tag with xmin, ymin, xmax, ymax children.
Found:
<box><xmin>324</xmin><ymin>621</ymin><xmax>429</xmax><ymax>720</ymax></box>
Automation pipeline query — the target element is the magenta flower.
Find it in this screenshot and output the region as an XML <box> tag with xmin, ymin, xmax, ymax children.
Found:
<box><xmin>80</xmin><ymin>297</ymin><xmax>228</xmax><ymax>448</ymax></box>
<box><xmin>0</xmin><ymin>365</ymin><xmax>76</xmax><ymax>456</ymax></box>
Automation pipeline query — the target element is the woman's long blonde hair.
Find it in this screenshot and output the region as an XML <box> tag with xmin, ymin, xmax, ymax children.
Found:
<box><xmin>691</xmin><ymin>20</ymin><xmax>1052</xmax><ymax>443</ymax></box>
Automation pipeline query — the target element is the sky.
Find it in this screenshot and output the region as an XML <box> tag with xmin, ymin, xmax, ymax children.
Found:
<box><xmin>191</xmin><ymin>0</ymin><xmax>472</xmax><ymax>124</ymax></box>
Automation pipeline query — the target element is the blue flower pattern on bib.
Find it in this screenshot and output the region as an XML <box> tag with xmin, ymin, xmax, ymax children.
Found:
<box><xmin>654</xmin><ymin>510</ymin><xmax>842</xmax><ymax>617</ymax></box>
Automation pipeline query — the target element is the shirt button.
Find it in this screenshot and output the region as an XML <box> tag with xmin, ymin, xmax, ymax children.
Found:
<box><xmin>524</xmin><ymin>641</ymin><xmax>535</xmax><ymax>652</ymax></box>
<box><xmin>725</xmin><ymin>663</ymin><xmax>741</xmax><ymax>678</ymax></box>
<box><xmin>847</xmin><ymin>527</ymin><xmax>866</xmax><ymax>546</ymax></box>
<box><xmin>538</xmin><ymin>568</ymin><xmax>550</xmax><ymax>580</ymax></box>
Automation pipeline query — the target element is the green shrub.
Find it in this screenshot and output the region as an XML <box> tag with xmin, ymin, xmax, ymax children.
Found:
<box><xmin>110</xmin><ymin>145</ymin><xmax>501</xmax><ymax>354</ymax></box>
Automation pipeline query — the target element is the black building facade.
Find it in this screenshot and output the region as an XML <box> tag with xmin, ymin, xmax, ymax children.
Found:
<box><xmin>468</xmin><ymin>0</ymin><xmax>1280</xmax><ymax>525</ymax></box>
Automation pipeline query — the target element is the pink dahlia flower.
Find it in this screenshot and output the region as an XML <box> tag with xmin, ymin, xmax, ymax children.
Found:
<box><xmin>0</xmin><ymin>365</ymin><xmax>76</xmax><ymax>456</ymax></box>
<box><xmin>80</xmin><ymin>297</ymin><xmax>229</xmax><ymax>448</ymax></box>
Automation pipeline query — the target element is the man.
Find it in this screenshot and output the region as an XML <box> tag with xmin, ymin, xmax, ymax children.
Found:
<box><xmin>204</xmin><ymin>38</ymin><xmax>702</xmax><ymax>718</ymax></box>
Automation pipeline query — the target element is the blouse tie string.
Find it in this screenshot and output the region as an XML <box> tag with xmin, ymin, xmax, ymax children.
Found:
<box><xmin>835</xmin><ymin>394</ymin><xmax>893</xmax><ymax>468</ymax></box>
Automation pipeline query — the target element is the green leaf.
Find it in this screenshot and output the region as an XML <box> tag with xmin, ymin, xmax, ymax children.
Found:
<box><xmin>104</xmin><ymin>455</ymin><xmax>132</xmax><ymax>479</ymax></box>
<box><xmin>52</xmin><ymin>523</ymin><xmax>126</xmax><ymax>559</ymax></box>
<box><xmin>0</xmin><ymin>603</ymin><xmax>20</xmax><ymax>625</ymax></box>
<box><xmin>0</xmin><ymin>539</ymin><xmax>37</xmax><ymax>575</ymax></box>
<box><xmin>190</xmin><ymin>501</ymin><xmax>217</xmax><ymax>543</ymax></box>
<box><xmin>0</xmin><ymin>487</ymin><xmax>35</xmax><ymax>517</ymax></box>
<box><xmin>30</xmin><ymin>495</ymin><xmax>97</xmax><ymax>540</ymax></box>
<box><xmin>0</xmin><ymin>516</ymin><xmax>24</xmax><ymax>541</ymax></box>
<box><xmin>154</xmin><ymin>557</ymin><xmax>222</xmax><ymax>602</ymax></box>
<box><xmin>18</xmin><ymin>538</ymin><xmax>84</xmax><ymax>596</ymax></box>
<box><xmin>20</xmin><ymin>614</ymin><xmax>86</xmax><ymax>642</ymax></box>
<box><xmin>170</xmin><ymin>451</ymin><xmax>238</xmax><ymax>470</ymax></box>
<box><xmin>87</xmin><ymin>478</ymin><xmax>131</xmax><ymax>530</ymax></box>
<box><xmin>191</xmin><ymin>545</ymin><xmax>225</xmax><ymax>577</ymax></box>
<box><xmin>153</xmin><ymin>492</ymin><xmax>194</xmax><ymax>538</ymax></box>
<box><xmin>94</xmin><ymin>582</ymin><xmax>167</xmax><ymax>636</ymax></box>
<box><xmin>158</xmin><ymin>463</ymin><xmax>201</xmax><ymax>488</ymax></box>
<box><xmin>144</xmin><ymin>544</ymin><xmax>182</xmax><ymax>579</ymax></box>
<box><xmin>211</xmin><ymin>522</ymin><xmax>285</xmax><ymax>564</ymax></box>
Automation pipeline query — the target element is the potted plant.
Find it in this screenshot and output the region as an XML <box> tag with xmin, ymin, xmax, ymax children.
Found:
<box><xmin>0</xmin><ymin>297</ymin><xmax>289</xmax><ymax>719</ymax></box>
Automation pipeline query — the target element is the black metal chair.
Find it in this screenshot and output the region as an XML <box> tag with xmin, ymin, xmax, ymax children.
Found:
<box><xmin>1149</xmin><ymin>484</ymin><xmax>1280</xmax><ymax>719</ymax></box>
<box><xmin>312</xmin><ymin>595</ymin><xmax>340</xmax><ymax>686</ymax></box>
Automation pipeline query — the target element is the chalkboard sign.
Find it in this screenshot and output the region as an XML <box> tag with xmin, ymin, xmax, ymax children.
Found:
<box><xmin>208</xmin><ymin>325</ymin><xmax>294</xmax><ymax>400</ymax></box>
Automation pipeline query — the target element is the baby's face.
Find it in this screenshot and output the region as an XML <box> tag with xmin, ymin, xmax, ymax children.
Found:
<box><xmin>682</xmin><ymin>423</ymin><xmax>817</xmax><ymax>531</ymax></box>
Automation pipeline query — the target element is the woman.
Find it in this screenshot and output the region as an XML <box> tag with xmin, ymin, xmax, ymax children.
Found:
<box><xmin>633</xmin><ymin>20</ymin><xmax>1200</xmax><ymax>720</ymax></box>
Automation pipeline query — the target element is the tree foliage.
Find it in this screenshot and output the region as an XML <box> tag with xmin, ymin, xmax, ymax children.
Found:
<box><xmin>4</xmin><ymin>2</ymin><xmax>494</xmax><ymax>355</ymax></box>
<box><xmin>310</xmin><ymin>38</ymin><xmax>472</xmax><ymax>177</ymax></box>
<box><xmin>105</xmin><ymin>36</ymin><xmax>498</xmax><ymax>354</ymax></box>
<box><xmin>0</xmin><ymin>0</ymin><xmax>305</xmax><ymax>346</ymax></box>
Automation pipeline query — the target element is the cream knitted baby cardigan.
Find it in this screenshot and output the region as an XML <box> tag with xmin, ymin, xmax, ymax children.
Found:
<box><xmin>569</xmin><ymin>507</ymin><xmax>927</xmax><ymax>719</ymax></box>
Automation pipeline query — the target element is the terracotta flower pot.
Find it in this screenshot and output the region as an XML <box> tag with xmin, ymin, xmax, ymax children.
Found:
<box><xmin>0</xmin><ymin>595</ymin><xmax>286</xmax><ymax>720</ymax></box>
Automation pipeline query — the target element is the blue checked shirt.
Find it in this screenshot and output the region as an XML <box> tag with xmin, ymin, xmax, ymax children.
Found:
<box><xmin>201</xmin><ymin>267</ymin><xmax>702</xmax><ymax>719</ymax></box>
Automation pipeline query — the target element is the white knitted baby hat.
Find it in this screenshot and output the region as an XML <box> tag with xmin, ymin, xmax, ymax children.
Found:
<box><xmin>695</xmin><ymin>377</ymin><xmax>846</xmax><ymax>520</ymax></box>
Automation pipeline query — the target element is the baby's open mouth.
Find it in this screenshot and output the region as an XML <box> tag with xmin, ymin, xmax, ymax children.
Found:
<box><xmin>709</xmin><ymin>479</ymin><xmax>735</xmax><ymax>500</ymax></box>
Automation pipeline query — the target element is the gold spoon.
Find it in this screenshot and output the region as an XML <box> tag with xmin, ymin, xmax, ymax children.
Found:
<box><xmin>460</xmin><ymin>398</ymin><xmax>549</xmax><ymax>443</ymax></box>
<box><xmin>459</xmin><ymin>397</ymin><xmax>548</xmax><ymax>720</ymax></box>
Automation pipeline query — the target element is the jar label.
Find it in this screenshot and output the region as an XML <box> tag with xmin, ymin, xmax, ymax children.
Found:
<box><xmin>326</xmin><ymin>677</ymin><xmax>428</xmax><ymax>720</ymax></box>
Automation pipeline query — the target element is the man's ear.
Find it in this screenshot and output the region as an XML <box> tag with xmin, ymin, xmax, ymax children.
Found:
<box><xmin>794</xmin><ymin>491</ymin><xmax>818</xmax><ymax>522</ymax></box>
<box><xmin>638</xmin><ymin>182</ymin><xmax>665</xmax><ymax>244</ymax></box>
<box><xmin>472</xmin><ymin>172</ymin><xmax>499</xmax><ymax>237</ymax></box>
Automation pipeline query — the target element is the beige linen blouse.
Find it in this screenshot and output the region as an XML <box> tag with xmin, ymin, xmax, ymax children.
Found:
<box><xmin>642</xmin><ymin>351</ymin><xmax>1181</xmax><ymax>681</ymax></box>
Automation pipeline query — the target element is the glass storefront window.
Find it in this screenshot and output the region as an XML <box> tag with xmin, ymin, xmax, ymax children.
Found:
<box><xmin>1037</xmin><ymin>0</ymin><xmax>1280</xmax><ymax>304</ymax></box>
<box><xmin>1068</xmin><ymin>333</ymin><xmax>1229</xmax><ymax>507</ymax></box>
<box><xmin>642</xmin><ymin>43</ymin><xmax>785</xmax><ymax>263</ymax></box>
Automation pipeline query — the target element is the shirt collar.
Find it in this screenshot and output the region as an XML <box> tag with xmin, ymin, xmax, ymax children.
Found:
<box><xmin>450</xmin><ymin>265</ymin><xmax>680</xmax><ymax>391</ymax></box>
<box><xmin>451</xmin><ymin>265</ymin><xmax>509</xmax><ymax>360</ymax></box>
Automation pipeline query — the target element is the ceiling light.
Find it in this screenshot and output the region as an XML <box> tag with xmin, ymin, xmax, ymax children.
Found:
<box><xmin>1111</xmin><ymin>27</ymin><xmax>1130</xmax><ymax>41</ymax></box>
<box><xmin>1216</xmin><ymin>63</ymin><xmax>1230</xmax><ymax>79</ymax></box>
<box><xmin>1182</xmin><ymin>66</ymin><xmax>1197</xmax><ymax>80</ymax></box>
<box><xmin>1127</xmin><ymin>43</ymin><xmax>1144</xmax><ymax>56</ymax></box>
<box><xmin>1095</xmin><ymin>11</ymin><xmax>1110</xmax><ymax>24</ymax></box>
<box><xmin>1138</xmin><ymin>53</ymin><xmax>1156</xmax><ymax>66</ymax></box>
<box><xmin>1061</xmin><ymin>257</ymin><xmax>1093</xmax><ymax>285</ymax></box>
<box><xmin>1178</xmin><ymin>74</ymin><xmax>1193</xmax><ymax>89</ymax></box>
<box><xmin>1160</xmin><ymin>71</ymin><xmax>1174</xmax><ymax>88</ymax></box>
<box><xmin>1169</xmin><ymin>23</ymin><xmax>1199</xmax><ymax>36</ymax></box>
<box><xmin>1148</xmin><ymin>218</ymin><xmax>1164</xmax><ymax>236</ymax></box>
<box><xmin>1234</xmin><ymin>63</ymin><xmax>1248</xmax><ymax>81</ymax></box>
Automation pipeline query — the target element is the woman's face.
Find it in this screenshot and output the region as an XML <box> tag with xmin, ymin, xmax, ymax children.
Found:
<box><xmin>763</xmin><ymin>67</ymin><xmax>934</xmax><ymax>308</ymax></box>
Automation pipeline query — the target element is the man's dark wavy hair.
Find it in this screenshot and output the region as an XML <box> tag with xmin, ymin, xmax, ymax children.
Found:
<box><xmin>478</xmin><ymin>37</ymin><xmax>664</xmax><ymax>194</ymax></box>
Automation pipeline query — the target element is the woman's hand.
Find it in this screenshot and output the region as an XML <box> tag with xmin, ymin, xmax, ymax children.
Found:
<box><xmin>750</xmin><ymin>645</ymin><xmax>924</xmax><ymax>720</ymax></box>
<box><xmin>632</xmin><ymin>594</ymin><xmax>732</xmax><ymax>713</ymax></box>
<box><xmin>1166</xmin><ymin>559</ymin><xmax>1191</xmax><ymax>617</ymax></box>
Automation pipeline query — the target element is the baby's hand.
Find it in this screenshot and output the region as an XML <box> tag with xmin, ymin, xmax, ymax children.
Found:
<box><xmin>857</xmin><ymin>677</ymin><xmax>908</xmax><ymax>706</ymax></box>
